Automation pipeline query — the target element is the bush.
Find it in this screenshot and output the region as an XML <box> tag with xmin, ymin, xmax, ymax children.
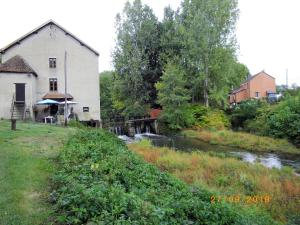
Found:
<box><xmin>245</xmin><ymin>95</ymin><xmax>300</xmax><ymax>145</ymax></box>
<box><xmin>190</xmin><ymin>104</ymin><xmax>230</xmax><ymax>130</ymax></box>
<box><xmin>264</xmin><ymin>95</ymin><xmax>300</xmax><ymax>145</ymax></box>
<box><xmin>230</xmin><ymin>99</ymin><xmax>268</xmax><ymax>129</ymax></box>
<box><xmin>53</xmin><ymin>129</ymin><xmax>275</xmax><ymax>224</ymax></box>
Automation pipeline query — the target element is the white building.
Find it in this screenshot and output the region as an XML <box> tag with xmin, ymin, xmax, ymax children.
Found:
<box><xmin>0</xmin><ymin>20</ymin><xmax>101</xmax><ymax>126</ymax></box>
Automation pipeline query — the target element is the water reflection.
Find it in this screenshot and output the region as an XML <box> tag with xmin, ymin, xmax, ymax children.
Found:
<box><xmin>138</xmin><ymin>134</ymin><xmax>300</xmax><ymax>172</ymax></box>
<box><xmin>230</xmin><ymin>152</ymin><xmax>282</xmax><ymax>169</ymax></box>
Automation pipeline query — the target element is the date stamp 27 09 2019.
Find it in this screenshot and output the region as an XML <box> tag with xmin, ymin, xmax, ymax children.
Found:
<box><xmin>210</xmin><ymin>195</ymin><xmax>271</xmax><ymax>204</ymax></box>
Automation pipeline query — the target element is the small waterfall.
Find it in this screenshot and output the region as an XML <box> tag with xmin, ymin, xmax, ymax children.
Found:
<box><xmin>118</xmin><ymin>126</ymin><xmax>122</xmax><ymax>135</ymax></box>
<box><xmin>112</xmin><ymin>126</ymin><xmax>124</xmax><ymax>135</ymax></box>
<box><xmin>145</xmin><ymin>125</ymin><xmax>150</xmax><ymax>134</ymax></box>
<box><xmin>135</xmin><ymin>125</ymin><xmax>141</xmax><ymax>134</ymax></box>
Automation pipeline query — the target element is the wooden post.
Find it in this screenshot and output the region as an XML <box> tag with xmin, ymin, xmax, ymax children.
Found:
<box><xmin>64</xmin><ymin>51</ymin><xmax>68</xmax><ymax>127</ymax></box>
<box><xmin>11</xmin><ymin>119</ymin><xmax>16</xmax><ymax>131</ymax></box>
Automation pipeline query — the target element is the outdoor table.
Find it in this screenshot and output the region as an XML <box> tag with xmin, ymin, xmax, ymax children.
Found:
<box><xmin>44</xmin><ymin>116</ymin><xmax>54</xmax><ymax>124</ymax></box>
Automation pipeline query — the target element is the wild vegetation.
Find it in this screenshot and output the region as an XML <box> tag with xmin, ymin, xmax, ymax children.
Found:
<box><xmin>230</xmin><ymin>93</ymin><xmax>300</xmax><ymax>146</ymax></box>
<box><xmin>129</xmin><ymin>139</ymin><xmax>300</xmax><ymax>223</ymax></box>
<box><xmin>0</xmin><ymin>120</ymin><xmax>74</xmax><ymax>225</ymax></box>
<box><xmin>182</xmin><ymin>129</ymin><xmax>300</xmax><ymax>154</ymax></box>
<box><xmin>52</xmin><ymin>129</ymin><xmax>275</xmax><ymax>224</ymax></box>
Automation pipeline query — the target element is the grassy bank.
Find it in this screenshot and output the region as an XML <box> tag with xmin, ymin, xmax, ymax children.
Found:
<box><xmin>182</xmin><ymin>129</ymin><xmax>300</xmax><ymax>154</ymax></box>
<box><xmin>53</xmin><ymin>129</ymin><xmax>275</xmax><ymax>224</ymax></box>
<box><xmin>0</xmin><ymin>120</ymin><xmax>73</xmax><ymax>225</ymax></box>
<box><xmin>128</xmin><ymin>139</ymin><xmax>300</xmax><ymax>223</ymax></box>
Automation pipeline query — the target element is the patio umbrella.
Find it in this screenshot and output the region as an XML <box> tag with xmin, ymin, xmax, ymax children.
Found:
<box><xmin>36</xmin><ymin>99</ymin><xmax>59</xmax><ymax>105</ymax></box>
<box><xmin>58</xmin><ymin>100</ymin><xmax>79</xmax><ymax>105</ymax></box>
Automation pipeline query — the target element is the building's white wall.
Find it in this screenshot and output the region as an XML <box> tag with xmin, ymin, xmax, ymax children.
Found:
<box><xmin>0</xmin><ymin>73</ymin><xmax>36</xmax><ymax>119</ymax></box>
<box><xmin>2</xmin><ymin>24</ymin><xmax>100</xmax><ymax>121</ymax></box>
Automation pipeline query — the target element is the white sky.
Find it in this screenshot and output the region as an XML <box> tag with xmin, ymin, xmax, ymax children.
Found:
<box><xmin>0</xmin><ymin>0</ymin><xmax>299</xmax><ymax>86</ymax></box>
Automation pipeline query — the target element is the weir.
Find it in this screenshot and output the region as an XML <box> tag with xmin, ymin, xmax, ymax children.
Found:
<box><xmin>106</xmin><ymin>117</ymin><xmax>158</xmax><ymax>136</ymax></box>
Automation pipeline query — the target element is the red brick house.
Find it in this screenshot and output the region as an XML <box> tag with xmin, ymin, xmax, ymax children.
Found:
<box><xmin>229</xmin><ymin>71</ymin><xmax>276</xmax><ymax>104</ymax></box>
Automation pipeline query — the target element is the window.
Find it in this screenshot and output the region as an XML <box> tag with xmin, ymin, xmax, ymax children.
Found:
<box><xmin>255</xmin><ymin>92</ymin><xmax>260</xmax><ymax>98</ymax></box>
<box><xmin>49</xmin><ymin>58</ymin><xmax>56</xmax><ymax>68</ymax></box>
<box><xmin>49</xmin><ymin>78</ymin><xmax>58</xmax><ymax>91</ymax></box>
<box><xmin>83</xmin><ymin>107</ymin><xmax>89</xmax><ymax>112</ymax></box>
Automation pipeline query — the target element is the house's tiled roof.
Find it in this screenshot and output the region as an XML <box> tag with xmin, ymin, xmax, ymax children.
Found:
<box><xmin>0</xmin><ymin>55</ymin><xmax>37</xmax><ymax>76</ymax></box>
<box><xmin>245</xmin><ymin>70</ymin><xmax>275</xmax><ymax>82</ymax></box>
<box><xmin>230</xmin><ymin>71</ymin><xmax>275</xmax><ymax>95</ymax></box>
<box><xmin>0</xmin><ymin>20</ymin><xmax>99</xmax><ymax>56</ymax></box>
<box><xmin>43</xmin><ymin>92</ymin><xmax>73</xmax><ymax>100</ymax></box>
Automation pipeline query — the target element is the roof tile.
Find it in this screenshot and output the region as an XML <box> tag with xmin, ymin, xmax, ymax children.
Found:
<box><xmin>0</xmin><ymin>55</ymin><xmax>37</xmax><ymax>76</ymax></box>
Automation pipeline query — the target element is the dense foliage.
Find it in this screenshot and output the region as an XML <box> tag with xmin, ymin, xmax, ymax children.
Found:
<box><xmin>111</xmin><ymin>0</ymin><xmax>249</xmax><ymax>119</ymax></box>
<box><xmin>113</xmin><ymin>0</ymin><xmax>161</xmax><ymax>118</ymax></box>
<box><xmin>191</xmin><ymin>105</ymin><xmax>230</xmax><ymax>130</ymax></box>
<box><xmin>230</xmin><ymin>99</ymin><xmax>268</xmax><ymax>129</ymax></box>
<box><xmin>265</xmin><ymin>95</ymin><xmax>300</xmax><ymax>143</ymax></box>
<box><xmin>179</xmin><ymin>0</ymin><xmax>247</xmax><ymax>106</ymax></box>
<box><xmin>99</xmin><ymin>71</ymin><xmax>120</xmax><ymax>122</ymax></box>
<box><xmin>156</xmin><ymin>63</ymin><xmax>193</xmax><ymax>130</ymax></box>
<box><xmin>230</xmin><ymin>95</ymin><xmax>300</xmax><ymax>145</ymax></box>
<box><xmin>53</xmin><ymin>129</ymin><xmax>275</xmax><ymax>224</ymax></box>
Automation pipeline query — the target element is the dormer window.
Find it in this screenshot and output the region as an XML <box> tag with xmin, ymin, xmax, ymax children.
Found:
<box><xmin>49</xmin><ymin>58</ymin><xmax>56</xmax><ymax>68</ymax></box>
<box><xmin>49</xmin><ymin>78</ymin><xmax>58</xmax><ymax>91</ymax></box>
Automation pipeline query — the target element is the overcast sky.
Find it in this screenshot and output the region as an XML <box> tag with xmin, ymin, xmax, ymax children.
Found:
<box><xmin>0</xmin><ymin>0</ymin><xmax>299</xmax><ymax>86</ymax></box>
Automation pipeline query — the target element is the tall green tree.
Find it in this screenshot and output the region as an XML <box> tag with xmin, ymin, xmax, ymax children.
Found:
<box><xmin>180</xmin><ymin>0</ymin><xmax>239</xmax><ymax>106</ymax></box>
<box><xmin>99</xmin><ymin>71</ymin><xmax>120</xmax><ymax>122</ymax></box>
<box><xmin>113</xmin><ymin>0</ymin><xmax>161</xmax><ymax>118</ymax></box>
<box><xmin>208</xmin><ymin>47</ymin><xmax>248</xmax><ymax>107</ymax></box>
<box><xmin>155</xmin><ymin>63</ymin><xmax>193</xmax><ymax>130</ymax></box>
<box><xmin>160</xmin><ymin>6</ymin><xmax>183</xmax><ymax>65</ymax></box>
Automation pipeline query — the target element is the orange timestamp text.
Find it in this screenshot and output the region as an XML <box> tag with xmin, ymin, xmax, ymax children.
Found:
<box><xmin>210</xmin><ymin>195</ymin><xmax>271</xmax><ymax>204</ymax></box>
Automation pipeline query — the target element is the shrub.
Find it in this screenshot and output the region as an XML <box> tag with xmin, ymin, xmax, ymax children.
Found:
<box><xmin>265</xmin><ymin>95</ymin><xmax>300</xmax><ymax>144</ymax></box>
<box><xmin>246</xmin><ymin>95</ymin><xmax>300</xmax><ymax>145</ymax></box>
<box><xmin>53</xmin><ymin>129</ymin><xmax>275</xmax><ymax>224</ymax></box>
<box><xmin>230</xmin><ymin>99</ymin><xmax>268</xmax><ymax>129</ymax></box>
<box><xmin>190</xmin><ymin>104</ymin><xmax>230</xmax><ymax>130</ymax></box>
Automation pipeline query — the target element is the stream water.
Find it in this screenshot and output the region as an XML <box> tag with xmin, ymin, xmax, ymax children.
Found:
<box><xmin>120</xmin><ymin>133</ymin><xmax>300</xmax><ymax>173</ymax></box>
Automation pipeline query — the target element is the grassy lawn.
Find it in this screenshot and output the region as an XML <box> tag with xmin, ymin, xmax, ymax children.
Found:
<box><xmin>128</xmin><ymin>139</ymin><xmax>300</xmax><ymax>223</ymax></box>
<box><xmin>0</xmin><ymin>120</ymin><xmax>74</xmax><ymax>225</ymax></box>
<box><xmin>181</xmin><ymin>129</ymin><xmax>300</xmax><ymax>154</ymax></box>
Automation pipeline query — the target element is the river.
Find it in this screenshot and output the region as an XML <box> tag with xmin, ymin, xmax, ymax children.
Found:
<box><xmin>120</xmin><ymin>133</ymin><xmax>300</xmax><ymax>173</ymax></box>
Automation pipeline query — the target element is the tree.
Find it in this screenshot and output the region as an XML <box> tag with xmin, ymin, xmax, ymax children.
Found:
<box><xmin>113</xmin><ymin>0</ymin><xmax>162</xmax><ymax>118</ymax></box>
<box><xmin>208</xmin><ymin>47</ymin><xmax>248</xmax><ymax>107</ymax></box>
<box><xmin>159</xmin><ymin>6</ymin><xmax>183</xmax><ymax>65</ymax></box>
<box><xmin>155</xmin><ymin>63</ymin><xmax>193</xmax><ymax>130</ymax></box>
<box><xmin>180</xmin><ymin>0</ymin><xmax>239</xmax><ymax>106</ymax></box>
<box><xmin>99</xmin><ymin>71</ymin><xmax>120</xmax><ymax>122</ymax></box>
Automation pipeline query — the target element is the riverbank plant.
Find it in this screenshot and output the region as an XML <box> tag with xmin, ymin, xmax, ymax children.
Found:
<box><xmin>181</xmin><ymin>129</ymin><xmax>300</xmax><ymax>154</ymax></box>
<box><xmin>52</xmin><ymin>129</ymin><xmax>275</xmax><ymax>224</ymax></box>
<box><xmin>128</xmin><ymin>139</ymin><xmax>300</xmax><ymax>223</ymax></box>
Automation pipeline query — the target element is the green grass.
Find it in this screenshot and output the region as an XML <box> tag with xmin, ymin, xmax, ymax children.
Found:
<box><xmin>129</xmin><ymin>139</ymin><xmax>300</xmax><ymax>223</ymax></box>
<box><xmin>0</xmin><ymin>120</ymin><xmax>74</xmax><ymax>225</ymax></box>
<box><xmin>182</xmin><ymin>129</ymin><xmax>300</xmax><ymax>154</ymax></box>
